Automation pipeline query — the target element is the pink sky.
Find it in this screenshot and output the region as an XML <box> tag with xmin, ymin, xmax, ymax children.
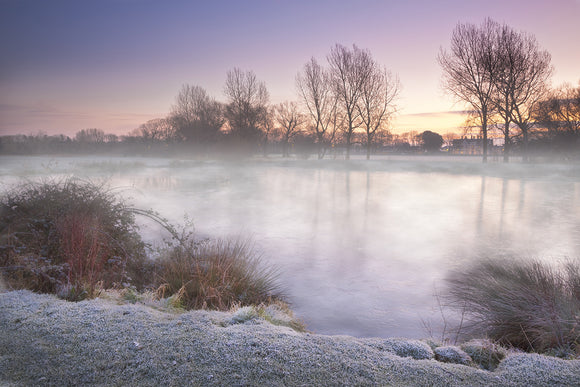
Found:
<box><xmin>1</xmin><ymin>0</ymin><xmax>578</xmax><ymax>137</ymax></box>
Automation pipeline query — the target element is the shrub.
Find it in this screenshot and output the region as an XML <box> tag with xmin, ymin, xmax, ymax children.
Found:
<box><xmin>433</xmin><ymin>345</ymin><xmax>473</xmax><ymax>365</ymax></box>
<box><xmin>0</xmin><ymin>178</ymin><xmax>148</xmax><ymax>299</ymax></box>
<box><xmin>460</xmin><ymin>339</ymin><xmax>507</xmax><ymax>370</ymax></box>
<box><xmin>154</xmin><ymin>237</ymin><xmax>283</xmax><ymax>311</ymax></box>
<box><xmin>445</xmin><ymin>258</ymin><xmax>580</xmax><ymax>355</ymax></box>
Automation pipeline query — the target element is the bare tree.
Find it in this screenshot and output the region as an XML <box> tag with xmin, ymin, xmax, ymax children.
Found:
<box><xmin>328</xmin><ymin>44</ymin><xmax>374</xmax><ymax>159</ymax></box>
<box><xmin>170</xmin><ymin>84</ymin><xmax>224</xmax><ymax>144</ymax></box>
<box><xmin>260</xmin><ymin>105</ymin><xmax>276</xmax><ymax>157</ymax></box>
<box><xmin>400</xmin><ymin>130</ymin><xmax>420</xmax><ymax>147</ymax></box>
<box><xmin>75</xmin><ymin>128</ymin><xmax>105</xmax><ymax>143</ymax></box>
<box><xmin>443</xmin><ymin>131</ymin><xmax>460</xmax><ymax>147</ymax></box>
<box><xmin>137</xmin><ymin>118</ymin><xmax>176</xmax><ymax>144</ymax></box>
<box><xmin>104</xmin><ymin>133</ymin><xmax>118</xmax><ymax>143</ymax></box>
<box><xmin>438</xmin><ymin>18</ymin><xmax>502</xmax><ymax>163</ymax></box>
<box><xmin>275</xmin><ymin>101</ymin><xmax>306</xmax><ymax>157</ymax></box>
<box><xmin>493</xmin><ymin>24</ymin><xmax>553</xmax><ymax>162</ymax></box>
<box><xmin>357</xmin><ymin>64</ymin><xmax>400</xmax><ymax>159</ymax></box>
<box><xmin>491</xmin><ymin>25</ymin><xmax>522</xmax><ymax>162</ymax></box>
<box><xmin>537</xmin><ymin>82</ymin><xmax>580</xmax><ymax>135</ymax></box>
<box><xmin>324</xmin><ymin>99</ymin><xmax>342</xmax><ymax>157</ymax></box>
<box><xmin>224</xmin><ymin>68</ymin><xmax>270</xmax><ymax>146</ymax></box>
<box><xmin>296</xmin><ymin>57</ymin><xmax>337</xmax><ymax>159</ymax></box>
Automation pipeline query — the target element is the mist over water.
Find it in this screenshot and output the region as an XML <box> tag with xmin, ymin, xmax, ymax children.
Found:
<box><xmin>2</xmin><ymin>155</ymin><xmax>579</xmax><ymax>338</ymax></box>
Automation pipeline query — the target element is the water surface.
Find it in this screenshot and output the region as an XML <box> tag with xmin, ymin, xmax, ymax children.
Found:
<box><xmin>2</xmin><ymin>155</ymin><xmax>579</xmax><ymax>338</ymax></box>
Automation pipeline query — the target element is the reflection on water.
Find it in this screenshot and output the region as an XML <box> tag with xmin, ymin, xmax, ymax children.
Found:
<box><xmin>1</xmin><ymin>155</ymin><xmax>579</xmax><ymax>338</ymax></box>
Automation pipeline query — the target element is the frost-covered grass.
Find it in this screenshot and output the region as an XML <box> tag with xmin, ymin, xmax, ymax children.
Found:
<box><xmin>1</xmin><ymin>290</ymin><xmax>579</xmax><ymax>386</ymax></box>
<box><xmin>226</xmin><ymin>302</ymin><xmax>307</xmax><ymax>332</ymax></box>
<box><xmin>446</xmin><ymin>258</ymin><xmax>580</xmax><ymax>356</ymax></box>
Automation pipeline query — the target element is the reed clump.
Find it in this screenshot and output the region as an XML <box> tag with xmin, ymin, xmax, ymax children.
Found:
<box><xmin>446</xmin><ymin>258</ymin><xmax>580</xmax><ymax>357</ymax></box>
<box><xmin>154</xmin><ymin>236</ymin><xmax>283</xmax><ymax>311</ymax></box>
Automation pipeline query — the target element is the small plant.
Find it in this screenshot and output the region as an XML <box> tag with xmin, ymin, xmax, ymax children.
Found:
<box><xmin>154</xmin><ymin>236</ymin><xmax>284</xmax><ymax>311</ymax></box>
<box><xmin>226</xmin><ymin>301</ymin><xmax>307</xmax><ymax>332</ymax></box>
<box><xmin>445</xmin><ymin>258</ymin><xmax>580</xmax><ymax>356</ymax></box>
<box><xmin>433</xmin><ymin>345</ymin><xmax>473</xmax><ymax>366</ymax></box>
<box><xmin>460</xmin><ymin>339</ymin><xmax>507</xmax><ymax>371</ymax></box>
<box><xmin>0</xmin><ymin>178</ymin><xmax>148</xmax><ymax>300</ymax></box>
<box><xmin>229</xmin><ymin>305</ymin><xmax>260</xmax><ymax>324</ymax></box>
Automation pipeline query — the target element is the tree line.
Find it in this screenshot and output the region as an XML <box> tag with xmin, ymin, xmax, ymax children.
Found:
<box><xmin>133</xmin><ymin>44</ymin><xmax>402</xmax><ymax>160</ymax></box>
<box><xmin>1</xmin><ymin>27</ymin><xmax>578</xmax><ymax>161</ymax></box>
<box><xmin>0</xmin><ymin>44</ymin><xmax>404</xmax><ymax>158</ymax></box>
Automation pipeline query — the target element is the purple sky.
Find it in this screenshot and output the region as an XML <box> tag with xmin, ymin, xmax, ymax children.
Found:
<box><xmin>1</xmin><ymin>0</ymin><xmax>579</xmax><ymax>137</ymax></box>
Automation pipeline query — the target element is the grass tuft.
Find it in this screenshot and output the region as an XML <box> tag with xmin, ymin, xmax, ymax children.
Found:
<box><xmin>445</xmin><ymin>258</ymin><xmax>580</xmax><ymax>356</ymax></box>
<box><xmin>154</xmin><ymin>236</ymin><xmax>284</xmax><ymax>311</ymax></box>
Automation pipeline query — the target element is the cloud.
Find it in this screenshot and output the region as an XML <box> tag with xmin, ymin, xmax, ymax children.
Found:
<box><xmin>400</xmin><ymin>110</ymin><xmax>473</xmax><ymax>119</ymax></box>
<box><xmin>393</xmin><ymin>110</ymin><xmax>471</xmax><ymax>133</ymax></box>
<box><xmin>0</xmin><ymin>103</ymin><xmax>159</xmax><ymax>136</ymax></box>
<box><xmin>0</xmin><ymin>103</ymin><xmax>89</xmax><ymax>119</ymax></box>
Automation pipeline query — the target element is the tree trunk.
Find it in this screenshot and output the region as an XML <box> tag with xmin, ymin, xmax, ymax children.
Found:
<box><xmin>522</xmin><ymin>128</ymin><xmax>529</xmax><ymax>163</ymax></box>
<box><xmin>317</xmin><ymin>134</ymin><xmax>325</xmax><ymax>159</ymax></box>
<box><xmin>345</xmin><ymin>134</ymin><xmax>351</xmax><ymax>160</ymax></box>
<box><xmin>482</xmin><ymin>112</ymin><xmax>488</xmax><ymax>164</ymax></box>
<box><xmin>503</xmin><ymin>118</ymin><xmax>510</xmax><ymax>163</ymax></box>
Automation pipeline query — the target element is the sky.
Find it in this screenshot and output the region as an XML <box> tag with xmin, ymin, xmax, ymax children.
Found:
<box><xmin>1</xmin><ymin>0</ymin><xmax>579</xmax><ymax>137</ymax></box>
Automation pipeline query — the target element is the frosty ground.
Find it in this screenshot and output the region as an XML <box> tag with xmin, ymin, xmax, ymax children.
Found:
<box><xmin>1</xmin><ymin>290</ymin><xmax>579</xmax><ymax>386</ymax></box>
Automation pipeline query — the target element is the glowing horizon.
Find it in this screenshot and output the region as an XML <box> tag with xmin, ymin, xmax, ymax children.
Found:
<box><xmin>1</xmin><ymin>0</ymin><xmax>578</xmax><ymax>138</ymax></box>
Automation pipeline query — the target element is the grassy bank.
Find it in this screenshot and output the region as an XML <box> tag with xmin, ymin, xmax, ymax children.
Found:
<box><xmin>1</xmin><ymin>290</ymin><xmax>579</xmax><ymax>386</ymax></box>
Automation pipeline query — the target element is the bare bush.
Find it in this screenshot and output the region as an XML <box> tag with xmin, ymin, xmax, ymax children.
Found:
<box><xmin>0</xmin><ymin>178</ymin><xmax>148</xmax><ymax>300</ymax></box>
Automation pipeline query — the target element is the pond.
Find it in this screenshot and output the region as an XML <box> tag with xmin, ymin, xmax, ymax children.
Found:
<box><xmin>1</xmin><ymin>155</ymin><xmax>579</xmax><ymax>339</ymax></box>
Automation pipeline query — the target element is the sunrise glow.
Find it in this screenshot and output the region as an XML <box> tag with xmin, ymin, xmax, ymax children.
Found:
<box><xmin>1</xmin><ymin>0</ymin><xmax>578</xmax><ymax>137</ymax></box>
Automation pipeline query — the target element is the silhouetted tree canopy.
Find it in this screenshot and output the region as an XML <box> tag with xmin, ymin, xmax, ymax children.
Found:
<box><xmin>275</xmin><ymin>101</ymin><xmax>305</xmax><ymax>157</ymax></box>
<box><xmin>328</xmin><ymin>44</ymin><xmax>375</xmax><ymax>159</ymax></box>
<box><xmin>135</xmin><ymin>118</ymin><xmax>176</xmax><ymax>144</ymax></box>
<box><xmin>357</xmin><ymin>62</ymin><xmax>400</xmax><ymax>160</ymax></box>
<box><xmin>439</xmin><ymin>18</ymin><xmax>503</xmax><ymax>163</ymax></box>
<box><xmin>439</xmin><ymin>18</ymin><xmax>553</xmax><ymax>163</ymax></box>
<box><xmin>296</xmin><ymin>57</ymin><xmax>337</xmax><ymax>159</ymax></box>
<box><xmin>75</xmin><ymin>128</ymin><xmax>105</xmax><ymax>143</ymax></box>
<box><xmin>223</xmin><ymin>68</ymin><xmax>269</xmax><ymax>147</ymax></box>
<box><xmin>170</xmin><ymin>84</ymin><xmax>224</xmax><ymax>144</ymax></box>
<box><xmin>493</xmin><ymin>23</ymin><xmax>552</xmax><ymax>162</ymax></box>
<box><xmin>418</xmin><ymin>130</ymin><xmax>443</xmax><ymax>152</ymax></box>
<box><xmin>536</xmin><ymin>82</ymin><xmax>580</xmax><ymax>135</ymax></box>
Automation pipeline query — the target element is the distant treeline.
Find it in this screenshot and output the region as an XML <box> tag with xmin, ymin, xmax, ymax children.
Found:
<box><xmin>1</xmin><ymin>123</ymin><xmax>578</xmax><ymax>160</ymax></box>
<box><xmin>2</xmin><ymin>33</ymin><xmax>578</xmax><ymax>161</ymax></box>
<box><xmin>0</xmin><ymin>128</ymin><xmax>412</xmax><ymax>158</ymax></box>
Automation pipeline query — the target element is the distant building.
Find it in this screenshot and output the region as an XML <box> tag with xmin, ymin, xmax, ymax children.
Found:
<box><xmin>451</xmin><ymin>136</ymin><xmax>494</xmax><ymax>155</ymax></box>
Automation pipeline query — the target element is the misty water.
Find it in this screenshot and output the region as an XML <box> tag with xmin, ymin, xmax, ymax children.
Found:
<box><xmin>1</xmin><ymin>155</ymin><xmax>580</xmax><ymax>339</ymax></box>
